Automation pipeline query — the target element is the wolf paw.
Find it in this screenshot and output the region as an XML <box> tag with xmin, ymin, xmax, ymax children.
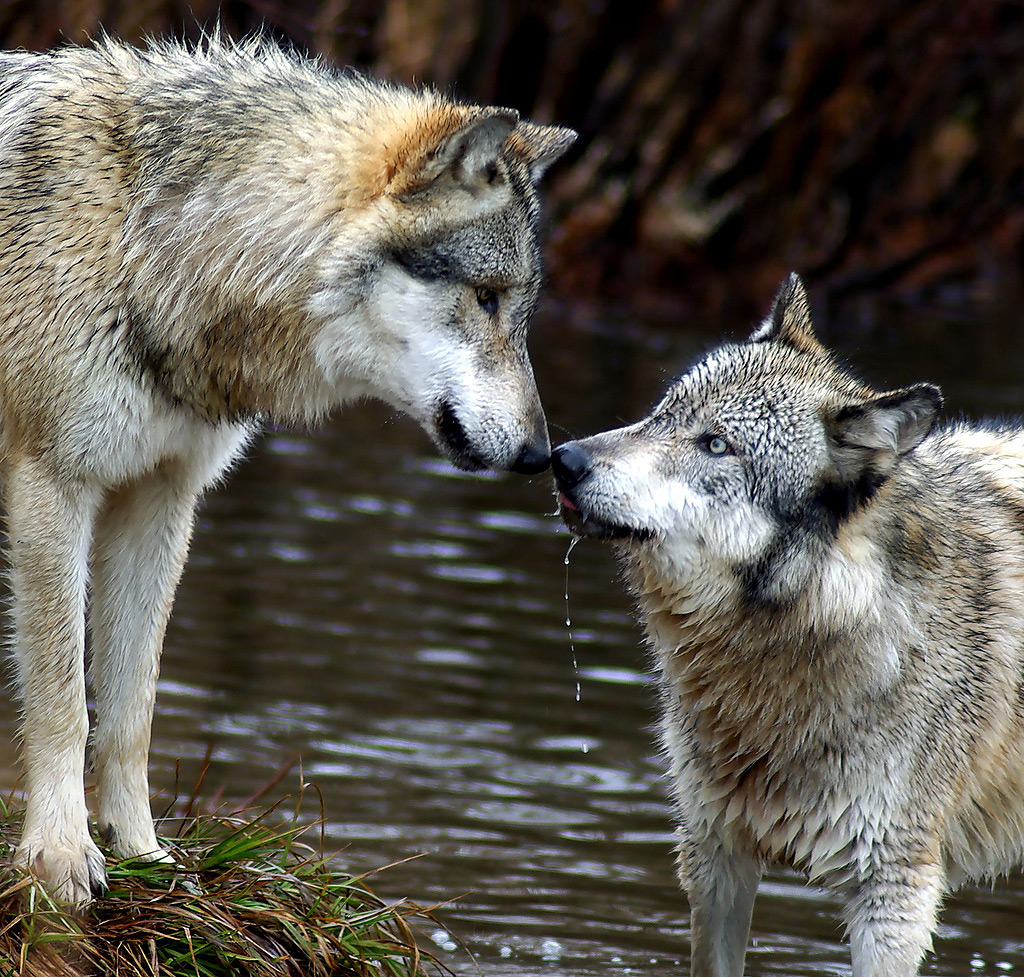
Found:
<box><xmin>15</xmin><ymin>835</ymin><xmax>107</xmax><ymax>907</ymax></box>
<box><xmin>99</xmin><ymin>820</ymin><xmax>174</xmax><ymax>865</ymax></box>
<box><xmin>102</xmin><ymin>830</ymin><xmax>201</xmax><ymax>894</ymax></box>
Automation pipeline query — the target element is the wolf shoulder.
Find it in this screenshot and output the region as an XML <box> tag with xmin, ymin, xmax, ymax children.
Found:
<box><xmin>862</xmin><ymin>418</ymin><xmax>1024</xmax><ymax>612</ymax></box>
<box><xmin>899</xmin><ymin>419</ymin><xmax>1024</xmax><ymax>526</ymax></box>
<box><xmin>869</xmin><ymin>418</ymin><xmax>1024</xmax><ymax>691</ymax></box>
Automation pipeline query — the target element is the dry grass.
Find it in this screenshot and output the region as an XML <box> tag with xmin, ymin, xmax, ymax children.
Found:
<box><xmin>0</xmin><ymin>779</ymin><xmax>451</xmax><ymax>977</ymax></box>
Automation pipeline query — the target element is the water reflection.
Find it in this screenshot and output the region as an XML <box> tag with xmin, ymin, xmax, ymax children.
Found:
<box><xmin>0</xmin><ymin>298</ymin><xmax>1023</xmax><ymax>973</ymax></box>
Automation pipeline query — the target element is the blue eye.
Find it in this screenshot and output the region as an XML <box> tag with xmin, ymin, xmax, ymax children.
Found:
<box><xmin>705</xmin><ymin>435</ymin><xmax>731</xmax><ymax>456</ymax></box>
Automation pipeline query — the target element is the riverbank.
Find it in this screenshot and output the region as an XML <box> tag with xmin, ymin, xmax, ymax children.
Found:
<box><xmin>0</xmin><ymin>790</ymin><xmax>448</xmax><ymax>977</ymax></box>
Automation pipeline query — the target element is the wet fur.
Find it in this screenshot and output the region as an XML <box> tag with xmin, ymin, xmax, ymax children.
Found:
<box><xmin>554</xmin><ymin>275</ymin><xmax>1024</xmax><ymax>976</ymax></box>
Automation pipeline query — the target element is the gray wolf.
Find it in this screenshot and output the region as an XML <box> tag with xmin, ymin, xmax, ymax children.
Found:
<box><xmin>0</xmin><ymin>34</ymin><xmax>574</xmax><ymax>905</ymax></box>
<box><xmin>552</xmin><ymin>274</ymin><xmax>1024</xmax><ymax>976</ymax></box>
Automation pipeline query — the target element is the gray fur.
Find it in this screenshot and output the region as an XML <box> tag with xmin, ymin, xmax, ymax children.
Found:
<box><xmin>554</xmin><ymin>275</ymin><xmax>1024</xmax><ymax>976</ymax></box>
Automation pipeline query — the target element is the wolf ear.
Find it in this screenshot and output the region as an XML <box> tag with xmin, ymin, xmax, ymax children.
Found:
<box><xmin>506</xmin><ymin>121</ymin><xmax>577</xmax><ymax>182</ymax></box>
<box><xmin>827</xmin><ymin>384</ymin><xmax>943</xmax><ymax>485</ymax></box>
<box><xmin>749</xmin><ymin>273</ymin><xmax>819</xmax><ymax>352</ymax></box>
<box><xmin>411</xmin><ymin>109</ymin><xmax>520</xmax><ymax>193</ymax></box>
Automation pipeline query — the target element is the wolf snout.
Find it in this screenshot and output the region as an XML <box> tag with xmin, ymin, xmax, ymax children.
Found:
<box><xmin>551</xmin><ymin>442</ymin><xmax>591</xmax><ymax>490</ymax></box>
<box><xmin>508</xmin><ymin>411</ymin><xmax>551</xmax><ymax>474</ymax></box>
<box><xmin>435</xmin><ymin>399</ymin><xmax>552</xmax><ymax>473</ymax></box>
<box><xmin>510</xmin><ymin>439</ymin><xmax>551</xmax><ymax>475</ymax></box>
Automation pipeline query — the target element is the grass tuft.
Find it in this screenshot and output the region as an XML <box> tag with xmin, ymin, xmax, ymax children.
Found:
<box><xmin>0</xmin><ymin>777</ymin><xmax>452</xmax><ymax>977</ymax></box>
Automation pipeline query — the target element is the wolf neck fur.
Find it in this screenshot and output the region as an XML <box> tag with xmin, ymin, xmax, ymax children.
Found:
<box><xmin>631</xmin><ymin>523</ymin><xmax>911</xmax><ymax>743</ymax></box>
<box><xmin>636</xmin><ymin>559</ymin><xmax>913</xmax><ymax>880</ymax></box>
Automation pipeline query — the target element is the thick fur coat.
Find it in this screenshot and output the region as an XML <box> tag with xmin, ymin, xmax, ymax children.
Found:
<box><xmin>553</xmin><ymin>275</ymin><xmax>1024</xmax><ymax>976</ymax></box>
<box><xmin>0</xmin><ymin>34</ymin><xmax>573</xmax><ymax>904</ymax></box>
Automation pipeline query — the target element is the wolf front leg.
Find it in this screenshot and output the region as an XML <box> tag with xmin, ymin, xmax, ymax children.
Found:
<box><xmin>846</xmin><ymin>851</ymin><xmax>945</xmax><ymax>977</ymax></box>
<box><xmin>88</xmin><ymin>466</ymin><xmax>200</xmax><ymax>863</ymax></box>
<box><xmin>681</xmin><ymin>838</ymin><xmax>761</xmax><ymax>977</ymax></box>
<box><xmin>7</xmin><ymin>456</ymin><xmax>105</xmax><ymax>905</ymax></box>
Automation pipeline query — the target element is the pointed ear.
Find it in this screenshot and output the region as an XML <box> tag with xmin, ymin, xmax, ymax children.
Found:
<box><xmin>828</xmin><ymin>383</ymin><xmax>943</xmax><ymax>484</ymax></box>
<box><xmin>408</xmin><ymin>109</ymin><xmax>519</xmax><ymax>193</ymax></box>
<box><xmin>749</xmin><ymin>273</ymin><xmax>818</xmax><ymax>352</ymax></box>
<box><xmin>506</xmin><ymin>121</ymin><xmax>577</xmax><ymax>182</ymax></box>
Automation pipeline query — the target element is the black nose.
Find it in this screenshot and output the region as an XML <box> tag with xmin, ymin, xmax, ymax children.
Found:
<box><xmin>510</xmin><ymin>440</ymin><xmax>551</xmax><ymax>475</ymax></box>
<box><xmin>551</xmin><ymin>442</ymin><xmax>591</xmax><ymax>489</ymax></box>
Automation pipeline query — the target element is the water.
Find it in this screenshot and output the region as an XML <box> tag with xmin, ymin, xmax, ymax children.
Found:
<box><xmin>2</xmin><ymin>297</ymin><xmax>1024</xmax><ymax>974</ymax></box>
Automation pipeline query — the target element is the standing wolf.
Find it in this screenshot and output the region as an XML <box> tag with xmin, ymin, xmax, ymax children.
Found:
<box><xmin>553</xmin><ymin>274</ymin><xmax>1024</xmax><ymax>976</ymax></box>
<box><xmin>0</xmin><ymin>35</ymin><xmax>574</xmax><ymax>905</ymax></box>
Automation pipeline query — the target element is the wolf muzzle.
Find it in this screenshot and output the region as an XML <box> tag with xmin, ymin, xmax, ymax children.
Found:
<box><xmin>551</xmin><ymin>441</ymin><xmax>591</xmax><ymax>493</ymax></box>
<box><xmin>437</xmin><ymin>399</ymin><xmax>550</xmax><ymax>474</ymax></box>
<box><xmin>510</xmin><ymin>411</ymin><xmax>552</xmax><ymax>474</ymax></box>
<box><xmin>552</xmin><ymin>441</ymin><xmax>591</xmax><ymax>521</ymax></box>
<box><xmin>511</xmin><ymin>438</ymin><xmax>550</xmax><ymax>475</ymax></box>
<box><xmin>552</xmin><ymin>441</ymin><xmax>648</xmax><ymax>541</ymax></box>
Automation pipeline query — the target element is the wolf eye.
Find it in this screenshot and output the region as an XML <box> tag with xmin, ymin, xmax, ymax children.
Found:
<box><xmin>476</xmin><ymin>286</ymin><xmax>499</xmax><ymax>316</ymax></box>
<box><xmin>703</xmin><ymin>435</ymin><xmax>732</xmax><ymax>456</ymax></box>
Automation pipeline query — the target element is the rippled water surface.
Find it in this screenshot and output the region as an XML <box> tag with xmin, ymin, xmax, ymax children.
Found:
<box><xmin>2</xmin><ymin>298</ymin><xmax>1024</xmax><ymax>974</ymax></box>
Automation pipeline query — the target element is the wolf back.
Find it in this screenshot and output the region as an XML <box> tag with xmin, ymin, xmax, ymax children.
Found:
<box><xmin>553</xmin><ymin>274</ymin><xmax>1024</xmax><ymax>976</ymax></box>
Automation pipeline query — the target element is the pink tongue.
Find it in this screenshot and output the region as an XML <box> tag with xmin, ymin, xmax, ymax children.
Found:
<box><xmin>559</xmin><ymin>492</ymin><xmax>579</xmax><ymax>512</ymax></box>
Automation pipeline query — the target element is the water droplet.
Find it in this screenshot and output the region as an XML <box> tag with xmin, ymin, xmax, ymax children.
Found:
<box><xmin>564</xmin><ymin>539</ymin><xmax>580</xmax><ymax>704</ymax></box>
<box><xmin>430</xmin><ymin>929</ymin><xmax>457</xmax><ymax>952</ymax></box>
<box><xmin>540</xmin><ymin>938</ymin><xmax>563</xmax><ymax>961</ymax></box>
<box><xmin>563</xmin><ymin>534</ymin><xmax>579</xmax><ymax>565</ymax></box>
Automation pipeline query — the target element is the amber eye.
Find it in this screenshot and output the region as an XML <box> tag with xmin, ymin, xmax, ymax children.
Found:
<box><xmin>476</xmin><ymin>286</ymin><xmax>499</xmax><ymax>316</ymax></box>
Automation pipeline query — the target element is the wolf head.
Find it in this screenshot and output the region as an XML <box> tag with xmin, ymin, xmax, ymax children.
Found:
<box><xmin>552</xmin><ymin>274</ymin><xmax>942</xmax><ymax>604</ymax></box>
<box><xmin>101</xmin><ymin>37</ymin><xmax>572</xmax><ymax>473</ymax></box>
<box><xmin>311</xmin><ymin>95</ymin><xmax>575</xmax><ymax>474</ymax></box>
<box><xmin>93</xmin><ymin>37</ymin><xmax>572</xmax><ymax>471</ymax></box>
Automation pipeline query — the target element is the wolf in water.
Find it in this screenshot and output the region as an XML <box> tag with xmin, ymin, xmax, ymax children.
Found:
<box><xmin>0</xmin><ymin>33</ymin><xmax>574</xmax><ymax>904</ymax></box>
<box><xmin>553</xmin><ymin>274</ymin><xmax>1024</xmax><ymax>976</ymax></box>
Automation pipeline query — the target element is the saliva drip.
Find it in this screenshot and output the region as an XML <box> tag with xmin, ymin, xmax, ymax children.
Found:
<box><xmin>564</xmin><ymin>536</ymin><xmax>580</xmax><ymax>700</ymax></box>
<box><xmin>564</xmin><ymin>537</ymin><xmax>589</xmax><ymax>754</ymax></box>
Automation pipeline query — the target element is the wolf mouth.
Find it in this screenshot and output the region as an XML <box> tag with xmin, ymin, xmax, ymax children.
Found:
<box><xmin>556</xmin><ymin>490</ymin><xmax>651</xmax><ymax>542</ymax></box>
<box><xmin>435</xmin><ymin>399</ymin><xmax>489</xmax><ymax>471</ymax></box>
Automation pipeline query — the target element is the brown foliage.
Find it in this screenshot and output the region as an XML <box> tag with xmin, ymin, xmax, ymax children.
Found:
<box><xmin>2</xmin><ymin>0</ymin><xmax>1022</xmax><ymax>314</ymax></box>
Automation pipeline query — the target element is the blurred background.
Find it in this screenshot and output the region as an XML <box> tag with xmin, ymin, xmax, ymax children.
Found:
<box><xmin>2</xmin><ymin>0</ymin><xmax>1022</xmax><ymax>319</ymax></box>
<box><xmin>2</xmin><ymin>3</ymin><xmax>1024</xmax><ymax>974</ymax></box>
